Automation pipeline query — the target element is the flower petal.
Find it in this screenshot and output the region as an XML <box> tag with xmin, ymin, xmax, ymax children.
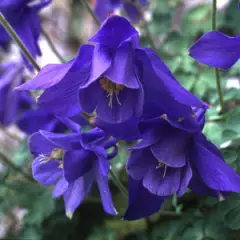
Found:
<box><xmin>127</xmin><ymin>149</ymin><xmax>155</xmax><ymax>180</ymax></box>
<box><xmin>143</xmin><ymin>166</ymin><xmax>181</xmax><ymax>196</ymax></box>
<box><xmin>123</xmin><ymin>177</ymin><xmax>165</xmax><ymax>220</ymax></box>
<box><xmin>150</xmin><ymin>129</ymin><xmax>189</xmax><ymax>168</ymax></box>
<box><xmin>191</xmin><ymin>137</ymin><xmax>240</xmax><ymax>192</ymax></box>
<box><xmin>96</xmin><ymin>117</ymin><xmax>141</xmax><ymax>141</ymax></box>
<box><xmin>86</xmin><ymin>44</ymin><xmax>112</xmax><ymax>86</ymax></box>
<box><xmin>96</xmin><ymin>86</ymin><xmax>144</xmax><ymax>123</ymax></box>
<box><xmin>189</xmin><ymin>169</ymin><xmax>220</xmax><ymax>198</ymax></box>
<box><xmin>28</xmin><ymin>131</ymin><xmax>57</xmax><ymax>155</ymax></box>
<box><xmin>32</xmin><ymin>156</ymin><xmax>62</xmax><ymax>186</ymax></box>
<box><xmin>38</xmin><ymin>68</ymin><xmax>89</xmax><ymax>117</ymax></box>
<box><xmin>105</xmin><ymin>41</ymin><xmax>140</xmax><ymax>88</ymax></box>
<box><xmin>56</xmin><ymin>116</ymin><xmax>81</xmax><ymax>133</ymax></box>
<box><xmin>63</xmin><ymin>149</ymin><xmax>95</xmax><ymax>182</ymax></box>
<box><xmin>80</xmin><ymin>127</ymin><xmax>106</xmax><ymax>146</ymax></box>
<box><xmin>17</xmin><ymin>60</ymin><xmax>75</xmax><ymax>90</ymax></box>
<box><xmin>17</xmin><ymin>109</ymin><xmax>59</xmax><ymax>134</ymax></box>
<box><xmin>137</xmin><ymin>48</ymin><xmax>206</xmax><ymax>109</ymax></box>
<box><xmin>38</xmin><ymin>130</ymin><xmax>81</xmax><ymax>150</ymax></box>
<box><xmin>177</xmin><ymin>162</ymin><xmax>192</xmax><ymax>197</ymax></box>
<box><xmin>189</xmin><ymin>31</ymin><xmax>240</xmax><ymax>69</ymax></box>
<box><xmin>78</xmin><ymin>81</ymin><xmax>102</xmax><ymax>113</ymax></box>
<box><xmin>17</xmin><ymin>44</ymin><xmax>94</xmax><ymax>90</ymax></box>
<box><xmin>130</xmin><ymin>118</ymin><xmax>168</xmax><ymax>150</ymax></box>
<box><xmin>96</xmin><ymin>169</ymin><xmax>117</xmax><ymax>215</ymax></box>
<box><xmin>123</xmin><ymin>2</ymin><xmax>141</xmax><ymax>23</ymax></box>
<box><xmin>89</xmin><ymin>15</ymin><xmax>139</xmax><ymax>48</ymax></box>
<box><xmin>64</xmin><ymin>169</ymin><xmax>94</xmax><ymax>218</ymax></box>
<box><xmin>94</xmin><ymin>0</ymin><xmax>114</xmax><ymax>22</ymax></box>
<box><xmin>52</xmin><ymin>178</ymin><xmax>69</xmax><ymax>198</ymax></box>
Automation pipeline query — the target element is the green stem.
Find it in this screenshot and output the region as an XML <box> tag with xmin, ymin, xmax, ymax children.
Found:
<box><xmin>81</xmin><ymin>0</ymin><xmax>101</xmax><ymax>27</ymax></box>
<box><xmin>0</xmin><ymin>12</ymin><xmax>40</xmax><ymax>72</ymax></box>
<box><xmin>139</xmin><ymin>9</ymin><xmax>157</xmax><ymax>52</ymax></box>
<box><xmin>125</xmin><ymin>0</ymin><xmax>157</xmax><ymax>52</ymax></box>
<box><xmin>0</xmin><ymin>152</ymin><xmax>33</xmax><ymax>182</ymax></box>
<box><xmin>110</xmin><ymin>170</ymin><xmax>128</xmax><ymax>199</ymax></box>
<box><xmin>212</xmin><ymin>0</ymin><xmax>224</xmax><ymax>113</ymax></box>
<box><xmin>42</xmin><ymin>29</ymin><xmax>66</xmax><ymax>63</ymax></box>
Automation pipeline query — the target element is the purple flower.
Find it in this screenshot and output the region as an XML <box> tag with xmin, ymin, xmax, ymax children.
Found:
<box><xmin>18</xmin><ymin>15</ymin><xmax>205</xmax><ymax>128</ymax></box>
<box><xmin>124</xmin><ymin>108</ymin><xmax>240</xmax><ymax>220</ymax></box>
<box><xmin>124</xmin><ymin>177</ymin><xmax>165</xmax><ymax>220</ymax></box>
<box><xmin>17</xmin><ymin>96</ymin><xmax>89</xmax><ymax>134</ymax></box>
<box><xmin>0</xmin><ymin>62</ymin><xmax>76</xmax><ymax>133</ymax></box>
<box><xmin>94</xmin><ymin>0</ymin><xmax>148</xmax><ymax>23</ymax></box>
<box><xmin>189</xmin><ymin>31</ymin><xmax>240</xmax><ymax>69</ymax></box>
<box><xmin>29</xmin><ymin>127</ymin><xmax>118</xmax><ymax>218</ymax></box>
<box><xmin>0</xmin><ymin>0</ymin><xmax>51</xmax><ymax>69</ymax></box>
<box><xmin>0</xmin><ymin>62</ymin><xmax>26</xmax><ymax>126</ymax></box>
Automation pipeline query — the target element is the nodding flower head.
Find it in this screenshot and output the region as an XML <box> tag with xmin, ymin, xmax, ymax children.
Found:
<box><xmin>30</xmin><ymin>128</ymin><xmax>118</xmax><ymax>217</ymax></box>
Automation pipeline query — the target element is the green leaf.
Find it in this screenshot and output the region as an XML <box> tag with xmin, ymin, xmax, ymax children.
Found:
<box><xmin>21</xmin><ymin>189</ymin><xmax>55</xmax><ymax>226</ymax></box>
<box><xmin>224</xmin><ymin>203</ymin><xmax>240</xmax><ymax>230</ymax></box>
<box><xmin>181</xmin><ymin>220</ymin><xmax>204</xmax><ymax>240</ymax></box>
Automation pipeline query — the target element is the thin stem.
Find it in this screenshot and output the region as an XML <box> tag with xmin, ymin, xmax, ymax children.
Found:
<box><xmin>0</xmin><ymin>12</ymin><xmax>40</xmax><ymax>72</ymax></box>
<box><xmin>139</xmin><ymin>10</ymin><xmax>157</xmax><ymax>52</ymax></box>
<box><xmin>0</xmin><ymin>152</ymin><xmax>33</xmax><ymax>182</ymax></box>
<box><xmin>215</xmin><ymin>68</ymin><xmax>224</xmax><ymax>113</ymax></box>
<box><xmin>212</xmin><ymin>0</ymin><xmax>217</xmax><ymax>31</ymax></box>
<box><xmin>212</xmin><ymin>0</ymin><xmax>224</xmax><ymax>113</ymax></box>
<box><xmin>81</xmin><ymin>0</ymin><xmax>101</xmax><ymax>27</ymax></box>
<box><xmin>41</xmin><ymin>29</ymin><xmax>66</xmax><ymax>64</ymax></box>
<box><xmin>110</xmin><ymin>170</ymin><xmax>128</xmax><ymax>199</ymax></box>
<box><xmin>128</xmin><ymin>1</ymin><xmax>157</xmax><ymax>52</ymax></box>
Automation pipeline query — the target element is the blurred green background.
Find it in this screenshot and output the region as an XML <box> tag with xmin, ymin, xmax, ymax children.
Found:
<box><xmin>0</xmin><ymin>0</ymin><xmax>240</xmax><ymax>239</ymax></box>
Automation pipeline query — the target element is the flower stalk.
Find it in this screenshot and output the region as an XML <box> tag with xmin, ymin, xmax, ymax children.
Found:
<box><xmin>0</xmin><ymin>12</ymin><xmax>41</xmax><ymax>72</ymax></box>
<box><xmin>81</xmin><ymin>0</ymin><xmax>101</xmax><ymax>26</ymax></box>
<box><xmin>110</xmin><ymin>170</ymin><xmax>128</xmax><ymax>199</ymax></box>
<box><xmin>41</xmin><ymin>29</ymin><xmax>66</xmax><ymax>64</ymax></box>
<box><xmin>0</xmin><ymin>152</ymin><xmax>33</xmax><ymax>182</ymax></box>
<box><xmin>212</xmin><ymin>0</ymin><xmax>224</xmax><ymax>113</ymax></box>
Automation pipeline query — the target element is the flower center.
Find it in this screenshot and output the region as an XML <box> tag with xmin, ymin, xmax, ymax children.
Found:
<box><xmin>39</xmin><ymin>148</ymin><xmax>65</xmax><ymax>169</ymax></box>
<box><xmin>99</xmin><ymin>76</ymin><xmax>124</xmax><ymax>108</ymax></box>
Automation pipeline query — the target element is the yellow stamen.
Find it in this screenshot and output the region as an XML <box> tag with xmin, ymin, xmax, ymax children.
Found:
<box><xmin>38</xmin><ymin>148</ymin><xmax>65</xmax><ymax>165</ymax></box>
<box><xmin>99</xmin><ymin>76</ymin><xmax>124</xmax><ymax>108</ymax></box>
<box><xmin>160</xmin><ymin>114</ymin><xmax>168</xmax><ymax>120</ymax></box>
<box><xmin>51</xmin><ymin>148</ymin><xmax>65</xmax><ymax>160</ymax></box>
<box><xmin>58</xmin><ymin>163</ymin><xmax>63</xmax><ymax>169</ymax></box>
<box><xmin>156</xmin><ymin>160</ymin><xmax>168</xmax><ymax>178</ymax></box>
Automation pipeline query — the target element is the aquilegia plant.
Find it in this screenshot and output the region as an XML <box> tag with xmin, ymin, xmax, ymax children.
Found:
<box><xmin>1</xmin><ymin>0</ymin><xmax>240</xmax><ymax>222</ymax></box>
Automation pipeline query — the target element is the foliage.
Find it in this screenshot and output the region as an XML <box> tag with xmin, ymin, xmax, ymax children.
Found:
<box><xmin>0</xmin><ymin>0</ymin><xmax>239</xmax><ymax>239</ymax></box>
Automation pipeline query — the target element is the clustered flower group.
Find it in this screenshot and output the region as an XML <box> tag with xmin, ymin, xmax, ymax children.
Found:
<box><xmin>1</xmin><ymin>0</ymin><xmax>240</xmax><ymax>221</ymax></box>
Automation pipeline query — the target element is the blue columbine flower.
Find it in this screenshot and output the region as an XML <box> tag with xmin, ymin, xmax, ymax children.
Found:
<box><xmin>0</xmin><ymin>62</ymin><xmax>75</xmax><ymax>133</ymax></box>
<box><xmin>94</xmin><ymin>0</ymin><xmax>148</xmax><ymax>23</ymax></box>
<box><xmin>0</xmin><ymin>0</ymin><xmax>51</xmax><ymax>69</ymax></box>
<box><xmin>124</xmin><ymin>108</ymin><xmax>240</xmax><ymax>220</ymax></box>
<box><xmin>0</xmin><ymin>62</ymin><xmax>26</xmax><ymax>126</ymax></box>
<box><xmin>189</xmin><ymin>31</ymin><xmax>240</xmax><ymax>69</ymax></box>
<box><xmin>18</xmin><ymin>15</ymin><xmax>205</xmax><ymax>127</ymax></box>
<box><xmin>29</xmin><ymin>127</ymin><xmax>118</xmax><ymax>218</ymax></box>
